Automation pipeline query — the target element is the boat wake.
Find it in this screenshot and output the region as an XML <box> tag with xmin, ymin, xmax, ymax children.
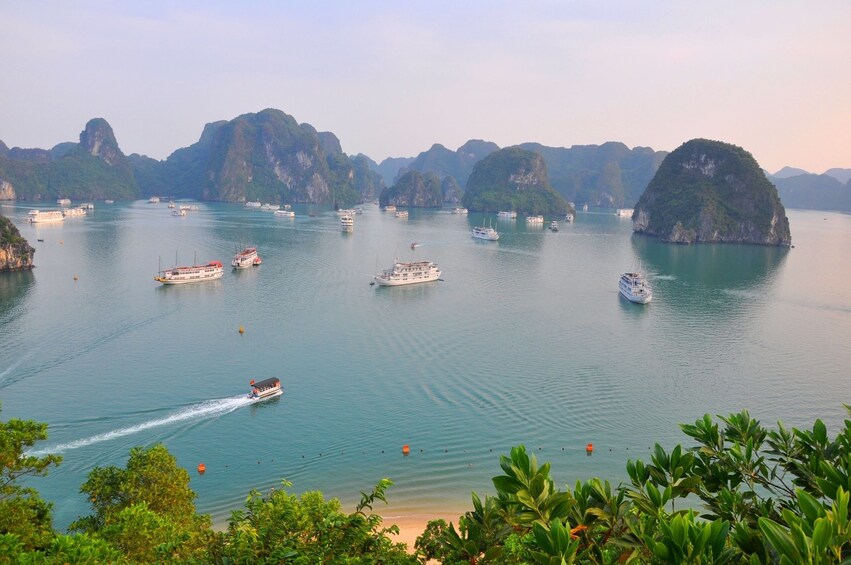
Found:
<box><xmin>27</xmin><ymin>396</ymin><xmax>254</xmax><ymax>456</ymax></box>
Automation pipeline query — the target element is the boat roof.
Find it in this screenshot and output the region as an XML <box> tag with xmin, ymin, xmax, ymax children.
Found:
<box><xmin>251</xmin><ymin>377</ymin><xmax>280</xmax><ymax>389</ymax></box>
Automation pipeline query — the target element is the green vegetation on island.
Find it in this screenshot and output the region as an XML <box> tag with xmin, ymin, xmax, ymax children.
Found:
<box><xmin>633</xmin><ymin>139</ymin><xmax>792</xmax><ymax>245</ymax></box>
<box><xmin>0</xmin><ymin>215</ymin><xmax>35</xmax><ymax>271</ymax></box>
<box><xmin>5</xmin><ymin>401</ymin><xmax>851</xmax><ymax>563</ymax></box>
<box><xmin>463</xmin><ymin>147</ymin><xmax>571</xmax><ymax>216</ymax></box>
<box><xmin>379</xmin><ymin>170</ymin><xmax>444</xmax><ymax>208</ymax></box>
<box><xmin>0</xmin><ymin>119</ymin><xmax>137</xmax><ymax>202</ymax></box>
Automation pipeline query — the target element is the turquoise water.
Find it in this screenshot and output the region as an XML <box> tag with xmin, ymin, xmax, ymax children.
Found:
<box><xmin>1</xmin><ymin>202</ymin><xmax>849</xmax><ymax>529</ymax></box>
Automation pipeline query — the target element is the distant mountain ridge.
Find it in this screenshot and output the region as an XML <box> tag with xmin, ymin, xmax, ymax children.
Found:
<box><xmin>371</xmin><ymin>140</ymin><xmax>666</xmax><ymax>209</ymax></box>
<box><xmin>1</xmin><ymin>109</ymin><xmax>848</xmax><ymax>213</ymax></box>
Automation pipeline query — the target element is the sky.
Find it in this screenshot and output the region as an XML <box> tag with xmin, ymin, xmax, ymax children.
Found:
<box><xmin>1</xmin><ymin>1</ymin><xmax>849</xmax><ymax>173</ymax></box>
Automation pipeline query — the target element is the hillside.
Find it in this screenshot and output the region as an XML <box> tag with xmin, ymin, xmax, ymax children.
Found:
<box><xmin>0</xmin><ymin>119</ymin><xmax>137</xmax><ymax>201</ymax></box>
<box><xmin>140</xmin><ymin>110</ymin><xmax>380</xmax><ymax>206</ymax></box>
<box><xmin>633</xmin><ymin>139</ymin><xmax>791</xmax><ymax>245</ymax></box>
<box><xmin>462</xmin><ymin>147</ymin><xmax>570</xmax><ymax>216</ymax></box>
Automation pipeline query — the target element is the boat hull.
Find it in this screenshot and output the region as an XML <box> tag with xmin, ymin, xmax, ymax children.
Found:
<box><xmin>374</xmin><ymin>272</ymin><xmax>441</xmax><ymax>286</ymax></box>
<box><xmin>620</xmin><ymin>288</ymin><xmax>652</xmax><ymax>304</ymax></box>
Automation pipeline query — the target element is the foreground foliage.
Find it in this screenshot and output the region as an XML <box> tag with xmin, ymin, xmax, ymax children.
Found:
<box><xmin>3</xmin><ymin>400</ymin><xmax>851</xmax><ymax>563</ymax></box>
<box><xmin>416</xmin><ymin>405</ymin><xmax>851</xmax><ymax>563</ymax></box>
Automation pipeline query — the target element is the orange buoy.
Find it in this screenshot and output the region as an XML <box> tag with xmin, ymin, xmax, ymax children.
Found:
<box><xmin>239</xmin><ymin>326</ymin><xmax>245</xmax><ymax>334</ymax></box>
<box><xmin>585</xmin><ymin>443</ymin><xmax>594</xmax><ymax>455</ymax></box>
<box><xmin>197</xmin><ymin>463</ymin><xmax>206</xmax><ymax>474</ymax></box>
<box><xmin>249</xmin><ymin>379</ymin><xmax>255</xmax><ymax>386</ymax></box>
<box><xmin>402</xmin><ymin>444</ymin><xmax>410</xmax><ymax>455</ymax></box>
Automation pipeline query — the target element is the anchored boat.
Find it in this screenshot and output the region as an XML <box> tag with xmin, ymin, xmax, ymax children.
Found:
<box><xmin>374</xmin><ymin>259</ymin><xmax>441</xmax><ymax>287</ymax></box>
<box><xmin>154</xmin><ymin>260</ymin><xmax>224</xmax><ymax>284</ymax></box>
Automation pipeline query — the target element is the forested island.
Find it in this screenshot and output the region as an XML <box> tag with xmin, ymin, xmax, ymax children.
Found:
<box><xmin>633</xmin><ymin>139</ymin><xmax>792</xmax><ymax>246</ymax></box>
<box><xmin>4</xmin><ymin>402</ymin><xmax>850</xmax><ymax>563</ymax></box>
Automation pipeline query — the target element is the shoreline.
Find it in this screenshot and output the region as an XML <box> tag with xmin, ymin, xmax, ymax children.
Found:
<box><xmin>380</xmin><ymin>508</ymin><xmax>467</xmax><ymax>551</ymax></box>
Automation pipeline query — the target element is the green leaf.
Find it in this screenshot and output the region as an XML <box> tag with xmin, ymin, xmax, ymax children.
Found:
<box><xmin>759</xmin><ymin>517</ymin><xmax>800</xmax><ymax>562</ymax></box>
<box><xmin>796</xmin><ymin>489</ymin><xmax>824</xmax><ymax>526</ymax></box>
<box><xmin>811</xmin><ymin>517</ymin><xmax>832</xmax><ymax>552</ymax></box>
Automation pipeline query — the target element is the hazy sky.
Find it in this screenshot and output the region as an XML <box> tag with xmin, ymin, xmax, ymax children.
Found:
<box><xmin>2</xmin><ymin>1</ymin><xmax>849</xmax><ymax>173</ymax></box>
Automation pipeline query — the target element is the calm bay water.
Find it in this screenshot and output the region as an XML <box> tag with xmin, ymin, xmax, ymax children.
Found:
<box><xmin>1</xmin><ymin>201</ymin><xmax>849</xmax><ymax>529</ymax></box>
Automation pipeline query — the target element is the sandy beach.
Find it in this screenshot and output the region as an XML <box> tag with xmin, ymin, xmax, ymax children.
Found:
<box><xmin>382</xmin><ymin>510</ymin><xmax>466</xmax><ymax>552</ymax></box>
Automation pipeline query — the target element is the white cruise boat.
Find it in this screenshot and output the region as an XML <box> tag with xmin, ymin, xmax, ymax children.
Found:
<box><xmin>336</xmin><ymin>208</ymin><xmax>356</xmax><ymax>217</ymax></box>
<box><xmin>232</xmin><ymin>246</ymin><xmax>261</xmax><ymax>269</ymax></box>
<box><xmin>383</xmin><ymin>205</ymin><xmax>396</xmax><ymax>212</ymax></box>
<box><xmin>154</xmin><ymin>260</ymin><xmax>224</xmax><ymax>285</ymax></box>
<box><xmin>274</xmin><ymin>209</ymin><xmax>295</xmax><ymax>218</ymax></box>
<box><xmin>582</xmin><ymin>204</ymin><xmax>589</xmax><ymax>211</ymax></box>
<box><xmin>244</xmin><ymin>201</ymin><xmax>262</xmax><ymax>209</ymax></box>
<box><xmin>172</xmin><ymin>209</ymin><xmax>187</xmax><ymax>217</ymax></box>
<box><xmin>63</xmin><ymin>207</ymin><xmax>87</xmax><ymax>217</ymax></box>
<box><xmin>452</xmin><ymin>207</ymin><xmax>468</xmax><ymax>215</ymax></box>
<box><xmin>497</xmin><ymin>211</ymin><xmax>517</xmax><ymax>219</ymax></box>
<box><xmin>248</xmin><ymin>377</ymin><xmax>283</xmax><ymax>400</ymax></box>
<box><xmin>260</xmin><ymin>203</ymin><xmax>280</xmax><ymax>211</ymax></box>
<box><xmin>341</xmin><ymin>214</ymin><xmax>354</xmax><ymax>232</ymax></box>
<box><xmin>374</xmin><ymin>260</ymin><xmax>441</xmax><ymax>286</ymax></box>
<box><xmin>565</xmin><ymin>213</ymin><xmax>574</xmax><ymax>222</ymax></box>
<box><xmin>104</xmin><ymin>200</ymin><xmax>114</xmax><ymax>204</ymax></box>
<box><xmin>616</xmin><ymin>208</ymin><xmax>633</xmax><ymax>217</ymax></box>
<box><xmin>472</xmin><ymin>225</ymin><xmax>499</xmax><ymax>241</ymax></box>
<box><xmin>81</xmin><ymin>202</ymin><xmax>95</xmax><ymax>210</ymax></box>
<box><xmin>526</xmin><ymin>215</ymin><xmax>544</xmax><ymax>224</ymax></box>
<box><xmin>619</xmin><ymin>271</ymin><xmax>652</xmax><ymax>304</ymax></box>
<box><xmin>395</xmin><ymin>210</ymin><xmax>408</xmax><ymax>218</ymax></box>
<box><xmin>56</xmin><ymin>198</ymin><xmax>71</xmax><ymax>206</ymax></box>
<box><xmin>28</xmin><ymin>210</ymin><xmax>65</xmax><ymax>223</ymax></box>
<box><xmin>148</xmin><ymin>196</ymin><xmax>160</xmax><ymax>204</ymax></box>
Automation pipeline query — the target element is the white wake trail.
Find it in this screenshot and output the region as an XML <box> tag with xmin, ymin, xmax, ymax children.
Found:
<box><xmin>28</xmin><ymin>396</ymin><xmax>253</xmax><ymax>456</ymax></box>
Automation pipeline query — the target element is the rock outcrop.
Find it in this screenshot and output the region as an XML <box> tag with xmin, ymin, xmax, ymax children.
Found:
<box><xmin>0</xmin><ymin>215</ymin><xmax>34</xmax><ymax>271</ymax></box>
<box><xmin>633</xmin><ymin>139</ymin><xmax>791</xmax><ymax>246</ymax></box>
<box><xmin>379</xmin><ymin>170</ymin><xmax>443</xmax><ymax>208</ymax></box>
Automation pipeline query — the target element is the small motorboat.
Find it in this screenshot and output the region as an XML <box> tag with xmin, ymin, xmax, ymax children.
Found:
<box><xmin>248</xmin><ymin>377</ymin><xmax>283</xmax><ymax>400</ymax></box>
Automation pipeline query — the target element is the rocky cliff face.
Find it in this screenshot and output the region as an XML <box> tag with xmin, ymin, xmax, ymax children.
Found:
<box><xmin>0</xmin><ymin>215</ymin><xmax>34</xmax><ymax>271</ymax></box>
<box><xmin>0</xmin><ymin>180</ymin><xmax>15</xmax><ymax>200</ymax></box>
<box><xmin>80</xmin><ymin>118</ymin><xmax>125</xmax><ymax>166</ymax></box>
<box><xmin>633</xmin><ymin>139</ymin><xmax>791</xmax><ymax>245</ymax></box>
<box><xmin>463</xmin><ymin>147</ymin><xmax>570</xmax><ymax>215</ymax></box>
<box><xmin>379</xmin><ymin>170</ymin><xmax>443</xmax><ymax>208</ymax></box>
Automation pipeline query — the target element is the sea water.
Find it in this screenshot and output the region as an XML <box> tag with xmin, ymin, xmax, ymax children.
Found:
<box><xmin>1</xmin><ymin>202</ymin><xmax>849</xmax><ymax>529</ymax></box>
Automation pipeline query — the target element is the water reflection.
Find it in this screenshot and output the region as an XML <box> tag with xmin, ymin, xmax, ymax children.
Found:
<box><xmin>631</xmin><ymin>234</ymin><xmax>788</xmax><ymax>291</ymax></box>
<box><xmin>0</xmin><ymin>270</ymin><xmax>35</xmax><ymax>319</ymax></box>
